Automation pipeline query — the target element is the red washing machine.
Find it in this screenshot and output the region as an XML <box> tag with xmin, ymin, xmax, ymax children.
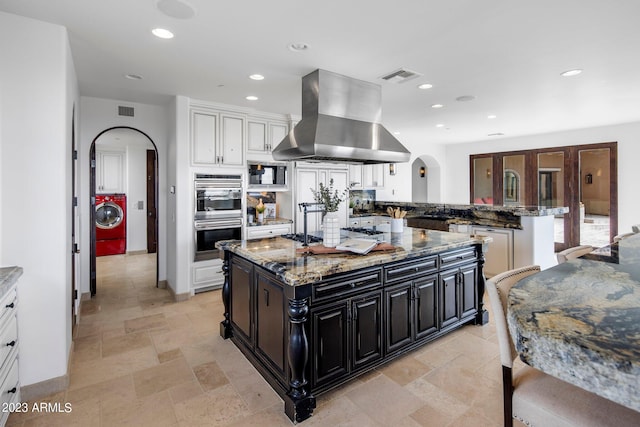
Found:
<box><xmin>95</xmin><ymin>194</ymin><xmax>127</xmax><ymax>256</ymax></box>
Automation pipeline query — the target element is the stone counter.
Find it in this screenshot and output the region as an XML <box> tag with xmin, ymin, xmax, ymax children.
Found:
<box><xmin>217</xmin><ymin>227</ymin><xmax>490</xmax><ymax>286</ymax></box>
<box><xmin>508</xmin><ymin>233</ymin><xmax>640</xmax><ymax>412</ymax></box>
<box><xmin>0</xmin><ymin>266</ymin><xmax>23</xmax><ymax>299</ymax></box>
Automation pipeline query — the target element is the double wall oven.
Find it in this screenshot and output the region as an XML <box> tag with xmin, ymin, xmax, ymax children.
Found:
<box><xmin>194</xmin><ymin>174</ymin><xmax>243</xmax><ymax>261</ymax></box>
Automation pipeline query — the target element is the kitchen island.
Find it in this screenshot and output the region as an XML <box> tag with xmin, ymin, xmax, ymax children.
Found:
<box><xmin>217</xmin><ymin>228</ymin><xmax>491</xmax><ymax>422</ymax></box>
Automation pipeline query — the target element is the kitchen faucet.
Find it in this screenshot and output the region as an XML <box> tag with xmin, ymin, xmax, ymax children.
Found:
<box><xmin>298</xmin><ymin>202</ymin><xmax>325</xmax><ymax>246</ymax></box>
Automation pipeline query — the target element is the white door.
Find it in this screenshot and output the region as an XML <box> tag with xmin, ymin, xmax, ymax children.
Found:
<box><xmin>295</xmin><ymin>168</ymin><xmax>321</xmax><ymax>233</ymax></box>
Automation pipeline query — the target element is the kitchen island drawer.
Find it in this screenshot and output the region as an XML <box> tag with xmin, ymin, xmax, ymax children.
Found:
<box><xmin>0</xmin><ymin>315</ymin><xmax>17</xmax><ymax>373</ymax></box>
<box><xmin>439</xmin><ymin>247</ymin><xmax>477</xmax><ymax>268</ymax></box>
<box><xmin>312</xmin><ymin>268</ymin><xmax>382</xmax><ymax>303</ymax></box>
<box><xmin>384</xmin><ymin>256</ymin><xmax>438</xmax><ymax>284</ymax></box>
<box><xmin>0</xmin><ymin>288</ymin><xmax>16</xmax><ymax>330</ymax></box>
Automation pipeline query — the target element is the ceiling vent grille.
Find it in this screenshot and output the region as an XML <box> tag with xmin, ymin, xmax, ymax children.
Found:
<box><xmin>118</xmin><ymin>106</ymin><xmax>135</xmax><ymax>117</ymax></box>
<box><xmin>380</xmin><ymin>68</ymin><xmax>422</xmax><ymax>83</ymax></box>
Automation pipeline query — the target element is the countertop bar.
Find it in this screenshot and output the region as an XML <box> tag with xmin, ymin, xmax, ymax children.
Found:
<box><xmin>217</xmin><ymin>227</ymin><xmax>490</xmax><ymax>286</ymax></box>
<box><xmin>507</xmin><ymin>233</ymin><xmax>640</xmax><ymax>412</ymax></box>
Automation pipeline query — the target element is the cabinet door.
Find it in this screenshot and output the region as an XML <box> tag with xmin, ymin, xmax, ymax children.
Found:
<box><xmin>459</xmin><ymin>264</ymin><xmax>478</xmax><ymax>319</ymax></box>
<box><xmin>220</xmin><ymin>114</ymin><xmax>244</xmax><ymax>165</ymax></box>
<box><xmin>247</xmin><ymin>120</ymin><xmax>267</xmax><ymax>152</ymax></box>
<box><xmin>192</xmin><ymin>111</ymin><xmax>217</xmax><ymax>165</ymax></box>
<box><xmin>295</xmin><ymin>168</ymin><xmax>321</xmax><ymax>233</ymax></box>
<box><xmin>311</xmin><ymin>302</ymin><xmax>349</xmax><ymax>388</ymax></box>
<box><xmin>440</xmin><ymin>269</ymin><xmax>460</xmax><ymax>329</ymax></box>
<box><xmin>351</xmin><ymin>292</ymin><xmax>382</xmax><ymax>369</ymax></box>
<box><xmin>97</xmin><ymin>150</ymin><xmax>124</xmax><ymax>193</ymax></box>
<box><xmin>348</xmin><ymin>164</ymin><xmax>363</xmax><ymax>189</ymax></box>
<box><xmin>269</xmin><ymin>121</ymin><xmax>288</xmax><ymax>152</ymax></box>
<box><xmin>256</xmin><ymin>272</ymin><xmax>285</xmax><ymax>374</ymax></box>
<box><xmin>414</xmin><ymin>275</ymin><xmax>438</xmax><ymax>339</ymax></box>
<box><xmin>385</xmin><ymin>283</ymin><xmax>413</xmax><ymax>354</ymax></box>
<box><xmin>471</xmin><ymin>226</ymin><xmax>513</xmax><ymax>277</ymax></box>
<box><xmin>230</xmin><ymin>258</ymin><xmax>252</xmax><ymax>344</ymax></box>
<box><xmin>363</xmin><ymin>164</ymin><xmax>385</xmax><ymax>188</ymax></box>
<box><xmin>327</xmin><ymin>169</ymin><xmax>349</xmax><ymax>228</ymax></box>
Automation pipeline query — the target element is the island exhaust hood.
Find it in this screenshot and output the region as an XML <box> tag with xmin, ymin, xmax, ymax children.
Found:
<box><xmin>272</xmin><ymin>69</ymin><xmax>411</xmax><ymax>164</ymax></box>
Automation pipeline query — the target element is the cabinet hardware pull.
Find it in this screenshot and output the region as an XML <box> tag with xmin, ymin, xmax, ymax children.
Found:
<box><xmin>6</xmin><ymin>302</ymin><xmax>14</xmax><ymax>309</ymax></box>
<box><xmin>6</xmin><ymin>340</ymin><xmax>15</xmax><ymax>347</ymax></box>
<box><xmin>263</xmin><ymin>289</ymin><xmax>269</xmax><ymax>306</ymax></box>
<box><xmin>7</xmin><ymin>387</ymin><xmax>17</xmax><ymax>394</ymax></box>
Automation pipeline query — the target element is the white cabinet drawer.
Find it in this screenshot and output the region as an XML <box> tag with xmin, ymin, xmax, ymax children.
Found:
<box><xmin>192</xmin><ymin>259</ymin><xmax>224</xmax><ymax>292</ymax></box>
<box><xmin>0</xmin><ymin>289</ymin><xmax>16</xmax><ymax>330</ymax></box>
<box><xmin>0</xmin><ymin>357</ymin><xmax>19</xmax><ymax>410</ymax></box>
<box><xmin>0</xmin><ymin>315</ymin><xmax>17</xmax><ymax>373</ymax></box>
<box><xmin>247</xmin><ymin>224</ymin><xmax>292</xmax><ymax>240</ymax></box>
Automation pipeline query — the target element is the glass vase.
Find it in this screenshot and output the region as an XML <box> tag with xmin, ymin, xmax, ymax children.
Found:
<box><xmin>323</xmin><ymin>212</ymin><xmax>341</xmax><ymax>248</ymax></box>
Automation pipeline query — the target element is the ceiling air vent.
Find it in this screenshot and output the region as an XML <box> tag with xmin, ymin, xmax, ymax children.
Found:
<box><xmin>118</xmin><ymin>106</ymin><xmax>135</xmax><ymax>117</ymax></box>
<box><xmin>380</xmin><ymin>68</ymin><xmax>422</xmax><ymax>83</ymax></box>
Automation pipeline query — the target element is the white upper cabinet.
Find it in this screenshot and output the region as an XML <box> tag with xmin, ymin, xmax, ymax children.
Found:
<box><xmin>96</xmin><ymin>149</ymin><xmax>125</xmax><ymax>194</ymax></box>
<box><xmin>362</xmin><ymin>164</ymin><xmax>385</xmax><ymax>188</ymax></box>
<box><xmin>246</xmin><ymin>117</ymin><xmax>289</xmax><ymax>155</ymax></box>
<box><xmin>348</xmin><ymin>164</ymin><xmax>363</xmax><ymax>189</ymax></box>
<box><xmin>191</xmin><ymin>109</ymin><xmax>244</xmax><ymax>166</ymax></box>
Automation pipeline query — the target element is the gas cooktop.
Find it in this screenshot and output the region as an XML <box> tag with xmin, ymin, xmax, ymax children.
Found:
<box><xmin>280</xmin><ymin>233</ymin><xmax>323</xmax><ymax>243</ymax></box>
<box><xmin>340</xmin><ymin>227</ymin><xmax>384</xmax><ymax>236</ymax></box>
<box><xmin>281</xmin><ymin>228</ymin><xmax>387</xmax><ymax>245</ymax></box>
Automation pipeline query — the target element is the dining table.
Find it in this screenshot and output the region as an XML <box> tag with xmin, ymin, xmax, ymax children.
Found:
<box><xmin>507</xmin><ymin>233</ymin><xmax>640</xmax><ymax>413</ymax></box>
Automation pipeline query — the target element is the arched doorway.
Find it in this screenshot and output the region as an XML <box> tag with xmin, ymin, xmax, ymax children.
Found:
<box><xmin>412</xmin><ymin>155</ymin><xmax>442</xmax><ymax>203</ymax></box>
<box><xmin>89</xmin><ymin>127</ymin><xmax>159</xmax><ymax>296</ymax></box>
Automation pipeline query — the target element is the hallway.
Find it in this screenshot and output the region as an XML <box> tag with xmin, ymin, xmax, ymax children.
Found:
<box><xmin>9</xmin><ymin>253</ymin><xmax>509</xmax><ymax>426</ymax></box>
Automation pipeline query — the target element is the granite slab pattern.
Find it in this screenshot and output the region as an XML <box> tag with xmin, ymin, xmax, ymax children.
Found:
<box><xmin>217</xmin><ymin>227</ymin><xmax>490</xmax><ymax>286</ymax></box>
<box><xmin>507</xmin><ymin>233</ymin><xmax>640</xmax><ymax>412</ymax></box>
<box><xmin>0</xmin><ymin>266</ymin><xmax>23</xmax><ymax>298</ymax></box>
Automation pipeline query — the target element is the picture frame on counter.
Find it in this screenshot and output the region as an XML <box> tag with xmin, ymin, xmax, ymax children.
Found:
<box><xmin>265</xmin><ymin>203</ymin><xmax>276</xmax><ymax>219</ymax></box>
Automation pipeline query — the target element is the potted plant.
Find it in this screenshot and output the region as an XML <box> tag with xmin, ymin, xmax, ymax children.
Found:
<box><xmin>348</xmin><ymin>199</ymin><xmax>355</xmax><ymax>216</ymax></box>
<box><xmin>311</xmin><ymin>179</ymin><xmax>348</xmax><ymax>247</ymax></box>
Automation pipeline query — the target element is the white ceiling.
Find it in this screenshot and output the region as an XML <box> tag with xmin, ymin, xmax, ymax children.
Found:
<box><xmin>2</xmin><ymin>0</ymin><xmax>640</xmax><ymax>144</ymax></box>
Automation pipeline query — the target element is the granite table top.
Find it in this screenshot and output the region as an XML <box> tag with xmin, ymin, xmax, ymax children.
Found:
<box><xmin>217</xmin><ymin>227</ymin><xmax>491</xmax><ymax>286</ymax></box>
<box><xmin>0</xmin><ymin>266</ymin><xmax>23</xmax><ymax>299</ymax></box>
<box><xmin>507</xmin><ymin>233</ymin><xmax>640</xmax><ymax>412</ymax></box>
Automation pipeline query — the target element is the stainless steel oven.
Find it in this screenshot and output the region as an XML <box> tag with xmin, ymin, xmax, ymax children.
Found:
<box><xmin>194</xmin><ymin>217</ymin><xmax>243</xmax><ymax>261</ymax></box>
<box><xmin>194</xmin><ymin>174</ymin><xmax>243</xmax><ymax>219</ymax></box>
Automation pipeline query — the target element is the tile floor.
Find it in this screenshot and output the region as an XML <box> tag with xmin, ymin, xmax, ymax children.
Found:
<box><xmin>8</xmin><ymin>253</ymin><xmax>517</xmax><ymax>427</ymax></box>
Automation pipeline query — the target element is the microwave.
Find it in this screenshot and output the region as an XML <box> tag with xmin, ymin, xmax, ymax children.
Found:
<box><xmin>248</xmin><ymin>162</ymin><xmax>288</xmax><ymax>189</ymax></box>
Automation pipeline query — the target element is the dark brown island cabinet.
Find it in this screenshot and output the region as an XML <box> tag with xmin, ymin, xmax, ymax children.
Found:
<box><xmin>219</xmin><ymin>239</ymin><xmax>488</xmax><ymax>423</ymax></box>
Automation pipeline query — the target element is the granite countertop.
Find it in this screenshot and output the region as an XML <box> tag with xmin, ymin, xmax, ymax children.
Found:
<box><xmin>507</xmin><ymin>233</ymin><xmax>640</xmax><ymax>412</ymax></box>
<box><xmin>246</xmin><ymin>217</ymin><xmax>293</xmax><ymax>227</ymax></box>
<box><xmin>0</xmin><ymin>266</ymin><xmax>23</xmax><ymax>298</ymax></box>
<box><xmin>217</xmin><ymin>227</ymin><xmax>490</xmax><ymax>286</ymax></box>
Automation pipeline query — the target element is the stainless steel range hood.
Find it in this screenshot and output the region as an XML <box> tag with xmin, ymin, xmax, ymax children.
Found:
<box><xmin>272</xmin><ymin>69</ymin><xmax>411</xmax><ymax>164</ymax></box>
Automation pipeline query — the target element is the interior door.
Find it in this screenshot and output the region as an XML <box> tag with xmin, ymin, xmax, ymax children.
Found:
<box><xmin>146</xmin><ymin>150</ymin><xmax>157</xmax><ymax>253</ymax></box>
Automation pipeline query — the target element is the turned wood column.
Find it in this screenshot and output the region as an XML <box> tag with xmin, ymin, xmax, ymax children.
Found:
<box><xmin>219</xmin><ymin>252</ymin><xmax>232</xmax><ymax>338</ymax></box>
<box><xmin>476</xmin><ymin>243</ymin><xmax>490</xmax><ymax>325</ymax></box>
<box><xmin>285</xmin><ymin>297</ymin><xmax>315</xmax><ymax>422</ymax></box>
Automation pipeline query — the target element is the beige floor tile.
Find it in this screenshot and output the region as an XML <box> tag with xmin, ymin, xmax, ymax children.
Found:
<box><xmin>173</xmin><ymin>383</ymin><xmax>249</xmax><ymax>426</ymax></box>
<box><xmin>124</xmin><ymin>312</ymin><xmax>168</xmax><ymax>333</ymax></box>
<box><xmin>22</xmin><ymin>397</ymin><xmax>100</xmax><ymax>427</ymax></box>
<box><xmin>158</xmin><ymin>348</ymin><xmax>183</xmax><ymax>363</ymax></box>
<box><xmin>224</xmin><ymin>403</ymin><xmax>293</xmax><ymax>427</ymax></box>
<box><xmin>192</xmin><ymin>361</ymin><xmax>229</xmax><ymax>392</ymax></box>
<box><xmin>379</xmin><ymin>354</ymin><xmax>433</xmax><ymax>386</ymax></box>
<box><xmin>133</xmin><ymin>357</ymin><xmax>195</xmax><ymax>398</ymax></box>
<box><xmin>345</xmin><ymin>375</ymin><xmax>424</xmax><ymax>426</ymax></box>
<box><xmin>168</xmin><ymin>380</ymin><xmax>205</xmax><ymax>405</ymax></box>
<box><xmin>101</xmin><ymin>390</ymin><xmax>178</xmax><ymax>427</ymax></box>
<box><xmin>101</xmin><ymin>330</ymin><xmax>153</xmax><ymax>358</ymax></box>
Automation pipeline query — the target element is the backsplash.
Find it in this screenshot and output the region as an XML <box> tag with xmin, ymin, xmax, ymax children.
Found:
<box><xmin>349</xmin><ymin>190</ymin><xmax>375</xmax><ymax>213</ymax></box>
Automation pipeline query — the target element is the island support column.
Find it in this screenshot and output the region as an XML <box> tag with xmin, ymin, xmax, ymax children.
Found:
<box><xmin>219</xmin><ymin>251</ymin><xmax>232</xmax><ymax>339</ymax></box>
<box><xmin>475</xmin><ymin>242</ymin><xmax>490</xmax><ymax>325</ymax></box>
<box><xmin>285</xmin><ymin>297</ymin><xmax>316</xmax><ymax>422</ymax></box>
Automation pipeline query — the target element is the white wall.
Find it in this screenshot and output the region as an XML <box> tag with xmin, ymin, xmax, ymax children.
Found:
<box><xmin>79</xmin><ymin>97</ymin><xmax>170</xmax><ymax>296</ymax></box>
<box><xmin>444</xmin><ymin>122</ymin><xmax>640</xmax><ymax>232</ymax></box>
<box><xmin>0</xmin><ymin>12</ymin><xmax>77</xmax><ymax>387</ymax></box>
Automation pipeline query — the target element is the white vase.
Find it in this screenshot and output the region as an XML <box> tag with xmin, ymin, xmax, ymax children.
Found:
<box><xmin>323</xmin><ymin>212</ymin><xmax>341</xmax><ymax>248</ymax></box>
<box><xmin>257</xmin><ymin>212</ymin><xmax>264</xmax><ymax>223</ymax></box>
<box><xmin>391</xmin><ymin>218</ymin><xmax>404</xmax><ymax>233</ymax></box>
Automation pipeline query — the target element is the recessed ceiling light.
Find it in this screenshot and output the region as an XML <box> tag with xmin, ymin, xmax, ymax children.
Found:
<box><xmin>288</xmin><ymin>42</ymin><xmax>309</xmax><ymax>52</ymax></box>
<box><xmin>561</xmin><ymin>69</ymin><xmax>582</xmax><ymax>77</ymax></box>
<box><xmin>152</xmin><ymin>28</ymin><xmax>174</xmax><ymax>39</ymax></box>
<box><xmin>417</xmin><ymin>83</ymin><xmax>433</xmax><ymax>90</ymax></box>
<box><xmin>249</xmin><ymin>74</ymin><xmax>264</xmax><ymax>81</ymax></box>
<box><xmin>246</xmin><ymin>95</ymin><xmax>259</xmax><ymax>101</ymax></box>
<box><xmin>124</xmin><ymin>74</ymin><xmax>143</xmax><ymax>80</ymax></box>
<box><xmin>487</xmin><ymin>114</ymin><xmax>497</xmax><ymax>119</ymax></box>
<box><xmin>456</xmin><ymin>95</ymin><xmax>476</xmax><ymax>102</ymax></box>
<box><xmin>431</xmin><ymin>104</ymin><xmax>443</xmax><ymax>109</ymax></box>
<box><xmin>435</xmin><ymin>124</ymin><xmax>444</xmax><ymax>128</ymax></box>
<box><xmin>156</xmin><ymin>0</ymin><xmax>195</xmax><ymax>19</ymax></box>
<box><xmin>393</xmin><ymin>131</ymin><xmax>401</xmax><ymax>135</ymax></box>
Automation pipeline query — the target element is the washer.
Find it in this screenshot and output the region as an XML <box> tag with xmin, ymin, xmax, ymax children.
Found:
<box><xmin>96</xmin><ymin>194</ymin><xmax>126</xmax><ymax>256</ymax></box>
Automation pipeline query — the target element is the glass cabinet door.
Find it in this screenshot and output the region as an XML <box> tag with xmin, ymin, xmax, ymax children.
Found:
<box><xmin>537</xmin><ymin>152</ymin><xmax>565</xmax><ymax>247</ymax></box>
<box><xmin>503</xmin><ymin>155</ymin><xmax>525</xmax><ymax>205</ymax></box>
<box><xmin>473</xmin><ymin>157</ymin><xmax>493</xmax><ymax>204</ymax></box>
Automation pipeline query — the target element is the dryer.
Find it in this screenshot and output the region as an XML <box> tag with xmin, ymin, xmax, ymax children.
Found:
<box><xmin>96</xmin><ymin>194</ymin><xmax>126</xmax><ymax>256</ymax></box>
